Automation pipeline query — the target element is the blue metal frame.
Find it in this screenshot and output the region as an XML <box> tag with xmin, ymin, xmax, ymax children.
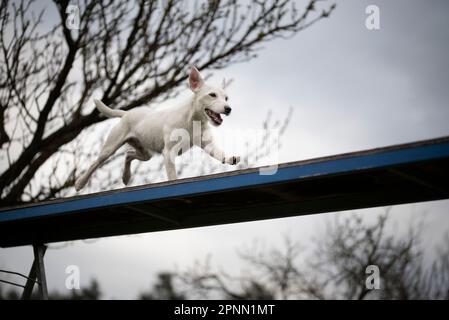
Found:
<box><xmin>1</xmin><ymin>138</ymin><xmax>449</xmax><ymax>224</ymax></box>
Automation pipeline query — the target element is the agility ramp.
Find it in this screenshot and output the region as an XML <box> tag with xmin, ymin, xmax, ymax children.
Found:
<box><xmin>1</xmin><ymin>136</ymin><xmax>449</xmax><ymax>249</ymax></box>
<box><xmin>1</xmin><ymin>136</ymin><xmax>449</xmax><ymax>298</ymax></box>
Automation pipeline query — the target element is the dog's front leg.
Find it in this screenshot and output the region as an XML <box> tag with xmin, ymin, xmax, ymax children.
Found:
<box><xmin>202</xmin><ymin>140</ymin><xmax>240</xmax><ymax>165</ymax></box>
<box><xmin>163</xmin><ymin>148</ymin><xmax>177</xmax><ymax>180</ymax></box>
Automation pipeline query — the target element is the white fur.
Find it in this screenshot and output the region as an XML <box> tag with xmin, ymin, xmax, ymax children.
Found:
<box><xmin>75</xmin><ymin>67</ymin><xmax>240</xmax><ymax>191</ymax></box>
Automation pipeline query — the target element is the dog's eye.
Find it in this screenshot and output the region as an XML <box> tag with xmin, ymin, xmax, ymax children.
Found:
<box><xmin>209</xmin><ymin>93</ymin><xmax>217</xmax><ymax>98</ymax></box>
<box><xmin>225</xmin><ymin>96</ymin><xmax>228</xmax><ymax>101</ymax></box>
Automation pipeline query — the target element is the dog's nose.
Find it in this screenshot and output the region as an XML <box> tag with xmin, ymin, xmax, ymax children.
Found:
<box><xmin>224</xmin><ymin>106</ymin><xmax>232</xmax><ymax>115</ymax></box>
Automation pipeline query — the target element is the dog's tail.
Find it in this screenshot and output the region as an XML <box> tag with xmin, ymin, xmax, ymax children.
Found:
<box><xmin>94</xmin><ymin>99</ymin><xmax>126</xmax><ymax>118</ymax></box>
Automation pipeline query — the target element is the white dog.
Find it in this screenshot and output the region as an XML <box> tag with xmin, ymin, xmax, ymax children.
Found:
<box><xmin>75</xmin><ymin>67</ymin><xmax>240</xmax><ymax>191</ymax></box>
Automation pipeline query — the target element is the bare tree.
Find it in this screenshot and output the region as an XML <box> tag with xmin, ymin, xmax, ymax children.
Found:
<box><xmin>308</xmin><ymin>211</ymin><xmax>449</xmax><ymax>299</ymax></box>
<box><xmin>178</xmin><ymin>238</ymin><xmax>301</xmax><ymax>299</ymax></box>
<box><xmin>176</xmin><ymin>211</ymin><xmax>449</xmax><ymax>299</ymax></box>
<box><xmin>139</xmin><ymin>272</ymin><xmax>186</xmax><ymax>300</ymax></box>
<box><xmin>0</xmin><ymin>278</ymin><xmax>101</xmax><ymax>300</ymax></box>
<box><xmin>0</xmin><ymin>0</ymin><xmax>335</xmax><ymax>205</ymax></box>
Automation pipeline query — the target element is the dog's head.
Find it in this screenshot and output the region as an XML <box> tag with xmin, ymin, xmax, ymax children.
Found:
<box><xmin>188</xmin><ymin>67</ymin><xmax>231</xmax><ymax>127</ymax></box>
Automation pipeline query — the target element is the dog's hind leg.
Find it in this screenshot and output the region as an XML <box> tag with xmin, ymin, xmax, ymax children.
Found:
<box><xmin>122</xmin><ymin>147</ymin><xmax>151</xmax><ymax>185</ymax></box>
<box><xmin>75</xmin><ymin>124</ymin><xmax>128</xmax><ymax>191</ymax></box>
<box><xmin>162</xmin><ymin>147</ymin><xmax>177</xmax><ymax>180</ymax></box>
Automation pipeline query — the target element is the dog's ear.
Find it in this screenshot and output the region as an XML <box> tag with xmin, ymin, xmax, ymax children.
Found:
<box><xmin>189</xmin><ymin>67</ymin><xmax>204</xmax><ymax>92</ymax></box>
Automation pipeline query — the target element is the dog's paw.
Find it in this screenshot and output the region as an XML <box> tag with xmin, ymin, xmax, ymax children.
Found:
<box><xmin>223</xmin><ymin>156</ymin><xmax>240</xmax><ymax>165</ymax></box>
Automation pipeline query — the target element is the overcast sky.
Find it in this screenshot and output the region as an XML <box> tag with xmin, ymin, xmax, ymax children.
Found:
<box><xmin>1</xmin><ymin>0</ymin><xmax>449</xmax><ymax>299</ymax></box>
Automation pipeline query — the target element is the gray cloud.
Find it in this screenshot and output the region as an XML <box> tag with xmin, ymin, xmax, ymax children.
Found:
<box><xmin>2</xmin><ymin>0</ymin><xmax>449</xmax><ymax>299</ymax></box>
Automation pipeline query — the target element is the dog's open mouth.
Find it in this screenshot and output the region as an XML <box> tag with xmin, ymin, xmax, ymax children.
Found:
<box><xmin>205</xmin><ymin>108</ymin><xmax>223</xmax><ymax>126</ymax></box>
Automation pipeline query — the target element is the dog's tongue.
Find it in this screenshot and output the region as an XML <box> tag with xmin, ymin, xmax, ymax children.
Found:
<box><xmin>207</xmin><ymin>109</ymin><xmax>223</xmax><ymax>125</ymax></box>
